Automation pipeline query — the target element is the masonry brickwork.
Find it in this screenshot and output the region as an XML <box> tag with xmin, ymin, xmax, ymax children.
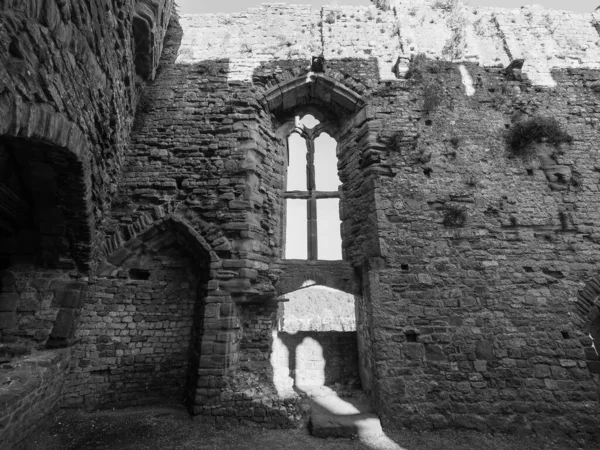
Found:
<box><xmin>2</xmin><ymin>0</ymin><xmax>600</xmax><ymax>447</ymax></box>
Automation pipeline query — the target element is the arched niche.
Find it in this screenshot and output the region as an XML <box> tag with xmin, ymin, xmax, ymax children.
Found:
<box><xmin>0</xmin><ymin>97</ymin><xmax>94</xmax><ymax>270</ymax></box>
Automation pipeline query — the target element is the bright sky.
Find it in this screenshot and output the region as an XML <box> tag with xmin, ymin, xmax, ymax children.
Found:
<box><xmin>178</xmin><ymin>0</ymin><xmax>597</xmax><ymax>14</ymax></box>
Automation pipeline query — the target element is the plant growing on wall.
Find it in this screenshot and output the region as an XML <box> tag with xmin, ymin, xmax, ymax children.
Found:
<box><xmin>387</xmin><ymin>131</ymin><xmax>405</xmax><ymax>152</ymax></box>
<box><xmin>433</xmin><ymin>0</ymin><xmax>459</xmax><ymax>10</ymax></box>
<box><xmin>590</xmin><ymin>82</ymin><xmax>600</xmax><ymax>94</ymax></box>
<box><xmin>423</xmin><ymin>81</ymin><xmax>443</xmax><ymax>114</ymax></box>
<box><xmin>442</xmin><ymin>1</ymin><xmax>467</xmax><ymax>60</ymax></box>
<box><xmin>506</xmin><ymin>116</ymin><xmax>573</xmax><ymax>155</ymax></box>
<box><xmin>405</xmin><ymin>53</ymin><xmax>427</xmax><ymax>81</ymax></box>
<box><xmin>442</xmin><ymin>205</ymin><xmax>467</xmax><ymax>227</ymax></box>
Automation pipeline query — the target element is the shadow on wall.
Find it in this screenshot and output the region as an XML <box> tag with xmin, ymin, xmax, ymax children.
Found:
<box><xmin>271</xmin><ymin>285</ymin><xmax>358</xmax><ymax>396</ymax></box>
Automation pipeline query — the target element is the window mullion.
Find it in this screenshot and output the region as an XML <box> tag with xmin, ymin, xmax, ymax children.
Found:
<box><xmin>306</xmin><ymin>136</ymin><xmax>317</xmax><ymax>260</ymax></box>
<box><xmin>306</xmin><ymin>136</ymin><xmax>315</xmax><ymax>192</ymax></box>
<box><xmin>307</xmin><ymin>197</ymin><xmax>317</xmax><ymax>260</ymax></box>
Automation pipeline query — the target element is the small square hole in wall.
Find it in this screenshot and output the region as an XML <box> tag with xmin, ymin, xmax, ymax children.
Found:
<box><xmin>561</xmin><ymin>331</ymin><xmax>570</xmax><ymax>339</ymax></box>
<box><xmin>129</xmin><ymin>268</ymin><xmax>150</xmax><ymax>280</ymax></box>
<box><xmin>401</xmin><ymin>264</ymin><xmax>409</xmax><ymax>271</ymax></box>
<box><xmin>405</xmin><ymin>330</ymin><xmax>418</xmax><ymax>342</ymax></box>
<box><xmin>526</xmin><ymin>168</ymin><xmax>533</xmax><ymax>176</ymax></box>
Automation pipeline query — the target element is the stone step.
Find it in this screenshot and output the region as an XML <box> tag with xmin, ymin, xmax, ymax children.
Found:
<box><xmin>310</xmin><ymin>405</ymin><xmax>383</xmax><ymax>439</ymax></box>
<box><xmin>304</xmin><ymin>386</ymin><xmax>384</xmax><ymax>440</ymax></box>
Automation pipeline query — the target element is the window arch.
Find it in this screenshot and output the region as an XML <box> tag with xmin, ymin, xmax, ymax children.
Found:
<box><xmin>282</xmin><ymin>113</ymin><xmax>342</xmax><ymax>261</ymax></box>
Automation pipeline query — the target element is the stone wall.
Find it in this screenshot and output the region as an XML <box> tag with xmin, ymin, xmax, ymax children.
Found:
<box><xmin>63</xmin><ymin>217</ymin><xmax>208</xmax><ymax>409</ymax></box>
<box><xmin>0</xmin><ymin>268</ymin><xmax>87</xmax><ymax>361</ymax></box>
<box><xmin>0</xmin><ymin>349</ymin><xmax>69</xmax><ymax>450</ymax></box>
<box><xmin>0</xmin><ymin>0</ymin><xmax>162</xmax><ymax>268</ymax></box>
<box><xmin>0</xmin><ymin>0</ymin><xmax>174</xmax><ymax>361</ymax></box>
<box><xmin>275</xmin><ymin>331</ymin><xmax>359</xmax><ymax>388</ymax></box>
<box><xmin>155</xmin><ymin>2</ymin><xmax>600</xmax><ymax>439</ymax></box>
<box><xmin>367</xmin><ymin>59</ymin><xmax>600</xmax><ymax>438</ymax></box>
<box><xmin>3</xmin><ymin>0</ymin><xmax>600</xmax><ymax>443</ymax></box>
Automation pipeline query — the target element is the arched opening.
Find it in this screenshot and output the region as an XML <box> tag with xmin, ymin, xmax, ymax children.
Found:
<box><xmin>271</xmin><ymin>285</ymin><xmax>358</xmax><ymax>396</ymax></box>
<box><xmin>283</xmin><ymin>112</ymin><xmax>342</xmax><ymax>261</ymax></box>
<box><xmin>0</xmin><ymin>136</ymin><xmax>89</xmax><ymax>270</ymax></box>
<box><xmin>262</xmin><ymin>74</ymin><xmax>373</xmax><ymax>404</ymax></box>
<box><xmin>68</xmin><ymin>219</ymin><xmax>212</xmax><ymax>409</ymax></box>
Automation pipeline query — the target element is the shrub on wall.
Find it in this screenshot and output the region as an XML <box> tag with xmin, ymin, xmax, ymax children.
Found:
<box><xmin>405</xmin><ymin>53</ymin><xmax>428</xmax><ymax>81</ymax></box>
<box><xmin>423</xmin><ymin>81</ymin><xmax>443</xmax><ymax>114</ymax></box>
<box><xmin>387</xmin><ymin>131</ymin><xmax>405</xmax><ymax>151</ymax></box>
<box><xmin>506</xmin><ymin>116</ymin><xmax>572</xmax><ymax>155</ymax></box>
<box><xmin>442</xmin><ymin>205</ymin><xmax>467</xmax><ymax>227</ymax></box>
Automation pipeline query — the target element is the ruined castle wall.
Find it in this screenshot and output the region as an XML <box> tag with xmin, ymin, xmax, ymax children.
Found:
<box><xmin>0</xmin><ymin>0</ymin><xmax>173</xmax><ymax>363</ymax></box>
<box><xmin>63</xmin><ymin>245</ymin><xmax>199</xmax><ymax>409</ymax></box>
<box><xmin>0</xmin><ymin>1</ymin><xmax>135</xmax><ymax>235</ymax></box>
<box><xmin>154</xmin><ymin>3</ymin><xmax>600</xmax><ymax>438</ymax></box>
<box><xmin>368</xmin><ymin>62</ymin><xmax>600</xmax><ymax>437</ymax></box>
<box><xmin>3</xmin><ymin>0</ymin><xmax>600</xmax><ymax>439</ymax></box>
<box><xmin>0</xmin><ymin>349</ymin><xmax>70</xmax><ymax>449</ymax></box>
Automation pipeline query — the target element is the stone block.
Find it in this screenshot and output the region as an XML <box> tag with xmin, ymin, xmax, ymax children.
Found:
<box><xmin>587</xmin><ymin>361</ymin><xmax>600</xmax><ymax>374</ymax></box>
<box><xmin>0</xmin><ymin>271</ymin><xmax>15</xmax><ymax>291</ymax></box>
<box><xmin>0</xmin><ymin>312</ymin><xmax>17</xmax><ymax>329</ymax></box>
<box><xmin>425</xmin><ymin>344</ymin><xmax>446</xmax><ymax>361</ymax></box>
<box><xmin>0</xmin><ymin>293</ymin><xmax>18</xmax><ymax>311</ymax></box>
<box><xmin>475</xmin><ymin>340</ymin><xmax>496</xmax><ymax>361</ymax></box>
<box><xmin>50</xmin><ymin>308</ymin><xmax>76</xmax><ymax>339</ymax></box>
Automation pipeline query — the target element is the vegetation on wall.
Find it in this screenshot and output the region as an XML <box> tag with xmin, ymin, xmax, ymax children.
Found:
<box><xmin>423</xmin><ymin>81</ymin><xmax>443</xmax><ymax>114</ymax></box>
<box><xmin>405</xmin><ymin>53</ymin><xmax>428</xmax><ymax>81</ymax></box>
<box><xmin>442</xmin><ymin>1</ymin><xmax>467</xmax><ymax>60</ymax></box>
<box><xmin>442</xmin><ymin>205</ymin><xmax>467</xmax><ymax>227</ymax></box>
<box><xmin>506</xmin><ymin>116</ymin><xmax>572</xmax><ymax>155</ymax></box>
<box><xmin>387</xmin><ymin>131</ymin><xmax>405</xmax><ymax>152</ymax></box>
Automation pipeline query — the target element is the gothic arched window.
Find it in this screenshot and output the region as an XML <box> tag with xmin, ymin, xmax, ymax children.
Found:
<box><xmin>283</xmin><ymin>114</ymin><xmax>342</xmax><ymax>260</ymax></box>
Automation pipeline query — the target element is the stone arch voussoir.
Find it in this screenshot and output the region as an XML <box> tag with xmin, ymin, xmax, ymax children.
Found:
<box><xmin>258</xmin><ymin>73</ymin><xmax>366</xmax><ymax>117</ymax></box>
<box><xmin>0</xmin><ymin>94</ymin><xmax>94</xmax><ymax>268</ymax></box>
<box><xmin>101</xmin><ymin>214</ymin><xmax>223</xmax><ymax>273</ymax></box>
<box><xmin>575</xmin><ymin>277</ymin><xmax>600</xmax><ymax>328</ymax></box>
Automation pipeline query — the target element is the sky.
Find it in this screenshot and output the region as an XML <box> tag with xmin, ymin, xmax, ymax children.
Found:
<box><xmin>178</xmin><ymin>0</ymin><xmax>598</xmax><ymax>14</ymax></box>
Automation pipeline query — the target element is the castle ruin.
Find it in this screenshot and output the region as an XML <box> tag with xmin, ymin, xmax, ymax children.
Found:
<box><xmin>1</xmin><ymin>0</ymin><xmax>600</xmax><ymax>446</ymax></box>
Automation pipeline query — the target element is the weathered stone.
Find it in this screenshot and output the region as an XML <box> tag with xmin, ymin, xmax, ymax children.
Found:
<box><xmin>0</xmin><ymin>293</ymin><xmax>18</xmax><ymax>312</ymax></box>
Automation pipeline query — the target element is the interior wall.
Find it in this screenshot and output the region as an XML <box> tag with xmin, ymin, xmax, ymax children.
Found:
<box><xmin>63</xmin><ymin>236</ymin><xmax>203</xmax><ymax>409</ymax></box>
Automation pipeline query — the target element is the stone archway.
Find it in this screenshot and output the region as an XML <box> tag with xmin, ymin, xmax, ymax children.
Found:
<box><xmin>575</xmin><ymin>278</ymin><xmax>600</xmax><ymax>377</ymax></box>
<box><xmin>0</xmin><ymin>97</ymin><xmax>94</xmax><ymax>270</ymax></box>
<box><xmin>67</xmin><ymin>216</ymin><xmax>218</xmax><ymax>409</ymax></box>
<box><xmin>257</xmin><ymin>73</ymin><xmax>378</xmax><ymax>397</ymax></box>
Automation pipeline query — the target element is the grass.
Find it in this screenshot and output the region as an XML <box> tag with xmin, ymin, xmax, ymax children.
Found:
<box><xmin>506</xmin><ymin>116</ymin><xmax>572</xmax><ymax>155</ymax></box>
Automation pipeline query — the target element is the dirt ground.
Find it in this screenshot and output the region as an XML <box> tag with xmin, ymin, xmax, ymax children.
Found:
<box><xmin>25</xmin><ymin>406</ymin><xmax>594</xmax><ymax>450</ymax></box>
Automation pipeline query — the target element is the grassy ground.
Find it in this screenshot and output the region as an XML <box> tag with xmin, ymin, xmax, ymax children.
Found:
<box><xmin>26</xmin><ymin>406</ymin><xmax>592</xmax><ymax>450</ymax></box>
